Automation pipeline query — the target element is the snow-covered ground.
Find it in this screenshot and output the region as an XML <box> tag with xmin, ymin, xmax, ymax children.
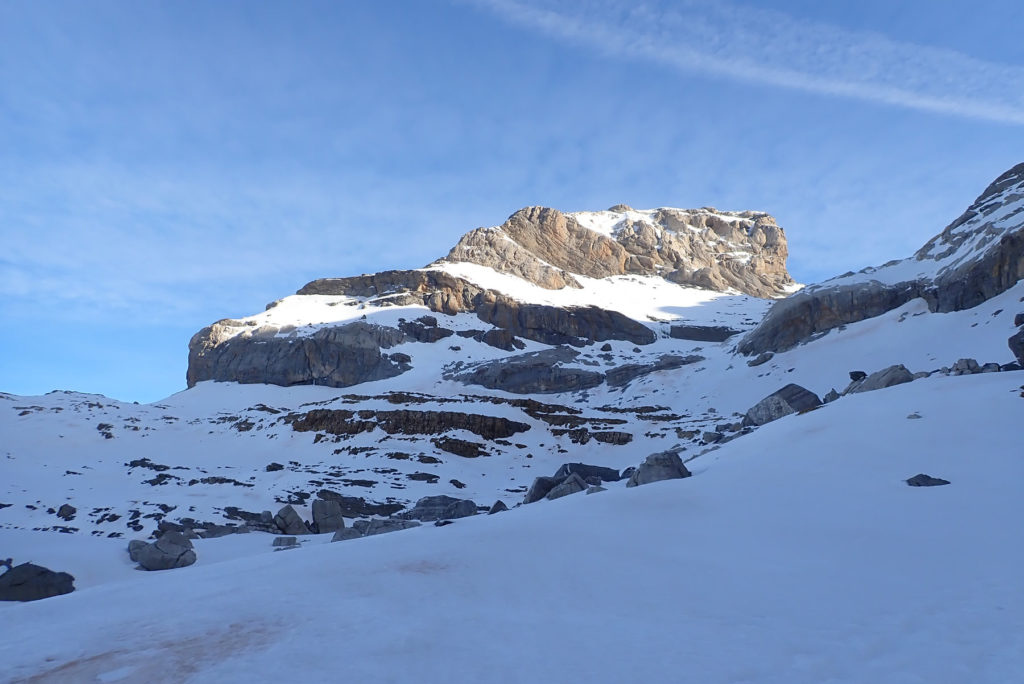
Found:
<box><xmin>2</xmin><ymin>370</ymin><xmax>1021</xmax><ymax>683</ymax></box>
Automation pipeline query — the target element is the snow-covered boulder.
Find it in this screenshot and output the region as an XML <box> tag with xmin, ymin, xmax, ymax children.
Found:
<box><xmin>133</xmin><ymin>531</ymin><xmax>197</xmax><ymax>571</ymax></box>
<box><xmin>0</xmin><ymin>563</ymin><xmax>75</xmax><ymax>602</ymax></box>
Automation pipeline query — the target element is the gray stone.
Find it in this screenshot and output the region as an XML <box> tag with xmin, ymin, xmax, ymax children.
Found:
<box><xmin>272</xmin><ymin>536</ymin><xmax>298</xmax><ymax>548</ymax></box>
<box><xmin>980</xmin><ymin>362</ymin><xmax>1001</xmax><ymax>373</ymax></box>
<box><xmin>274</xmin><ymin>505</ymin><xmax>311</xmax><ymax>535</ymax></box>
<box><xmin>951</xmin><ymin>358</ymin><xmax>980</xmax><ymax>375</ymax></box>
<box><xmin>135</xmin><ymin>531</ymin><xmax>197</xmax><ymax>571</ymax></box>
<box><xmin>524</xmin><ymin>476</ymin><xmax>560</xmax><ymax>504</ymax></box>
<box><xmin>545</xmin><ymin>473</ymin><xmax>588</xmax><ymax>500</ymax></box>
<box><xmin>56</xmin><ymin>504</ymin><xmax>76</xmax><ymax>521</ymax></box>
<box><xmin>1015</xmin><ymin>312</ymin><xmax>1024</xmax><ymax>327</ymax></box>
<box><xmin>847</xmin><ymin>364</ymin><xmax>915</xmax><ymax>394</ymax></box>
<box><xmin>488</xmin><ymin>500</ymin><xmax>509</xmax><ymax>514</ymax></box>
<box><xmin>0</xmin><ymin>563</ymin><xmax>75</xmax><ymax>602</ymax></box>
<box><xmin>626</xmin><ymin>450</ymin><xmax>692</xmax><ymax>487</ymax></box>
<box><xmin>127</xmin><ymin>539</ymin><xmax>148</xmax><ymax>562</ymax></box>
<box><xmin>906</xmin><ymin>473</ymin><xmax>950</xmax><ymax>487</ymax></box>
<box><xmin>1009</xmin><ymin>328</ymin><xmax>1024</xmax><ymax>365</ymax></box>
<box><xmin>551</xmin><ymin>462</ymin><xmax>621</xmax><ymax>483</ymax></box>
<box><xmin>312</xmin><ymin>499</ymin><xmax>346</xmax><ymax>533</ymax></box>
<box><xmin>739</xmin><ymin>163</ymin><xmax>1024</xmax><ymax>357</ymax></box>
<box><xmin>586</xmin><ymin>485</ymin><xmax>607</xmax><ymax>494</ymax></box>
<box><xmin>331</xmin><ymin>528</ymin><xmax>363</xmax><ymax>542</ymax></box>
<box><xmin>823</xmin><ymin>388</ymin><xmax>841</xmax><ymax>403</ymax></box>
<box><xmin>398</xmin><ymin>495</ymin><xmax>477</xmax><ymax>522</ymax></box>
<box><xmin>744</xmin><ymin>384</ymin><xmax>822</xmax><ymax>426</ymax></box>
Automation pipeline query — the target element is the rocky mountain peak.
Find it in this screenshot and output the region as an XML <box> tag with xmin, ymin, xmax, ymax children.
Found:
<box><xmin>438</xmin><ymin>204</ymin><xmax>794</xmax><ymax>299</ymax></box>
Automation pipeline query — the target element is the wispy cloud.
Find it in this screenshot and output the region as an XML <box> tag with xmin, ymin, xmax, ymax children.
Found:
<box><xmin>466</xmin><ymin>0</ymin><xmax>1024</xmax><ymax>125</ymax></box>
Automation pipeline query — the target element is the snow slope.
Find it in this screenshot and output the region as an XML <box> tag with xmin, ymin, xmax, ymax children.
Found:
<box><xmin>2</xmin><ymin>371</ymin><xmax>1022</xmax><ymax>683</ymax></box>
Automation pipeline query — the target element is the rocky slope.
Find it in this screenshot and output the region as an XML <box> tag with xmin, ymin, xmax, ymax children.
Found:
<box><xmin>739</xmin><ymin>162</ymin><xmax>1024</xmax><ymax>355</ymax></box>
<box><xmin>188</xmin><ymin>203</ymin><xmax>794</xmax><ymax>390</ymax></box>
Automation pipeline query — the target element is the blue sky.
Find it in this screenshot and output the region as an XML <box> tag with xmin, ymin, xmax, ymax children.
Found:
<box><xmin>1</xmin><ymin>0</ymin><xmax>1021</xmax><ymax>402</ymax></box>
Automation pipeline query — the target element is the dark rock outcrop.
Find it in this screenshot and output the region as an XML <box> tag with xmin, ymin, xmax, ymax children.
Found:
<box><xmin>669</xmin><ymin>325</ymin><xmax>740</xmax><ymax>342</ymax></box>
<box><xmin>605</xmin><ymin>354</ymin><xmax>704</xmax><ymax>387</ymax></box>
<box><xmin>288</xmin><ymin>408</ymin><xmax>530</xmax><ymax>440</ymax></box>
<box><xmin>187</xmin><ymin>321</ymin><xmax>410</xmax><ymax>389</ymax></box>
<box><xmin>0</xmin><ymin>563</ymin><xmax>75</xmax><ymax>602</ymax></box>
<box><xmin>315</xmin><ymin>491</ymin><xmax>404</xmax><ymax>518</ymax></box>
<box><xmin>352</xmin><ymin>518</ymin><xmax>421</xmax><ymax>537</ymax></box>
<box><xmin>906</xmin><ymin>473</ymin><xmax>950</xmax><ymax>487</ymax></box>
<box><xmin>744</xmin><ymin>384</ymin><xmax>822</xmax><ymax>426</ymax></box>
<box><xmin>740</xmin><ymin>162</ymin><xmax>1024</xmax><ymax>356</ymax></box>
<box><xmin>1008</xmin><ymin>329</ymin><xmax>1024</xmax><ymax>365</ymax></box>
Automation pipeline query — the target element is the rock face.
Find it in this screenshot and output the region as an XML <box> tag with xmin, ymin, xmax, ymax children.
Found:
<box><xmin>441</xmin><ymin>205</ymin><xmax>793</xmax><ymax>298</ymax></box>
<box><xmin>450</xmin><ymin>348</ymin><xmax>604</xmax><ymax>394</ymax></box>
<box><xmin>0</xmin><ymin>563</ymin><xmax>75</xmax><ymax>602</ymax></box>
<box><xmin>134</xmin><ymin>531</ymin><xmax>197</xmax><ymax>571</ymax></box>
<box><xmin>626</xmin><ymin>450</ymin><xmax>692</xmax><ymax>487</ymax></box>
<box><xmin>744</xmin><ymin>384</ymin><xmax>822</xmax><ymax>426</ymax></box>
<box><xmin>740</xmin><ymin>162</ymin><xmax>1024</xmax><ymax>356</ymax></box>
<box><xmin>187</xmin><ymin>321</ymin><xmax>410</xmax><ymax>389</ymax></box>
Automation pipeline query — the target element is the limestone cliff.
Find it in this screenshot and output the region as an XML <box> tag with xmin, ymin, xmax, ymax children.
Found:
<box><xmin>440</xmin><ymin>205</ymin><xmax>793</xmax><ymax>298</ymax></box>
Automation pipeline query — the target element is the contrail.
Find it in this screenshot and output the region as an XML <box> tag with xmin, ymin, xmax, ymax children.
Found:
<box><xmin>465</xmin><ymin>0</ymin><xmax>1024</xmax><ymax>125</ymax></box>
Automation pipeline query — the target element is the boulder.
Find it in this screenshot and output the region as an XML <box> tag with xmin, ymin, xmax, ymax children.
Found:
<box><xmin>488</xmin><ymin>500</ymin><xmax>509</xmax><ymax>514</ymax></box>
<box><xmin>523</xmin><ymin>476</ymin><xmax>560</xmax><ymax>504</ymax></box>
<box><xmin>906</xmin><ymin>473</ymin><xmax>950</xmax><ymax>487</ymax></box>
<box><xmin>451</xmin><ymin>348</ymin><xmax>605</xmax><ymax>394</ymax></box>
<box><xmin>823</xmin><ymin>388</ymin><xmax>841</xmax><ymax>403</ymax></box>
<box><xmin>551</xmin><ymin>462</ymin><xmax>621</xmax><ymax>483</ymax></box>
<box><xmin>0</xmin><ymin>563</ymin><xmax>75</xmax><ymax>602</ymax></box>
<box><xmin>1009</xmin><ymin>329</ymin><xmax>1024</xmax><ymax>365</ymax></box>
<box><xmin>56</xmin><ymin>504</ymin><xmax>76</xmax><ymax>521</ymax></box>
<box><xmin>849</xmin><ymin>370</ymin><xmax>867</xmax><ymax>382</ymax></box>
<box><xmin>274</xmin><ymin>505</ymin><xmax>311</xmax><ymax>535</ymax></box>
<box><xmin>134</xmin><ymin>531</ymin><xmax>197</xmax><ymax>571</ymax></box>
<box><xmin>1014</xmin><ymin>312</ymin><xmax>1024</xmax><ymax>327</ymax></box>
<box><xmin>980</xmin><ymin>362</ymin><xmax>1001</xmax><ymax>373</ymax></box>
<box><xmin>586</xmin><ymin>485</ymin><xmax>607</xmax><ymax>494</ymax></box>
<box><xmin>744</xmin><ymin>384</ymin><xmax>822</xmax><ymax>426</ymax></box>
<box><xmin>746</xmin><ymin>351</ymin><xmax>774</xmax><ymax>367</ymax></box>
<box><xmin>847</xmin><ymin>364</ymin><xmax>914</xmax><ymax>394</ymax></box>
<box><xmin>951</xmin><ymin>358</ymin><xmax>980</xmax><ymax>376</ymax></box>
<box><xmin>312</xmin><ymin>499</ymin><xmax>346</xmax><ymax>534</ymax></box>
<box><xmin>626</xmin><ymin>450</ymin><xmax>692</xmax><ymax>487</ymax></box>
<box><xmin>545</xmin><ymin>473</ymin><xmax>588</xmax><ymax>500</ymax></box>
<box><xmin>398</xmin><ymin>495</ymin><xmax>478</xmax><ymax>522</ymax></box>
